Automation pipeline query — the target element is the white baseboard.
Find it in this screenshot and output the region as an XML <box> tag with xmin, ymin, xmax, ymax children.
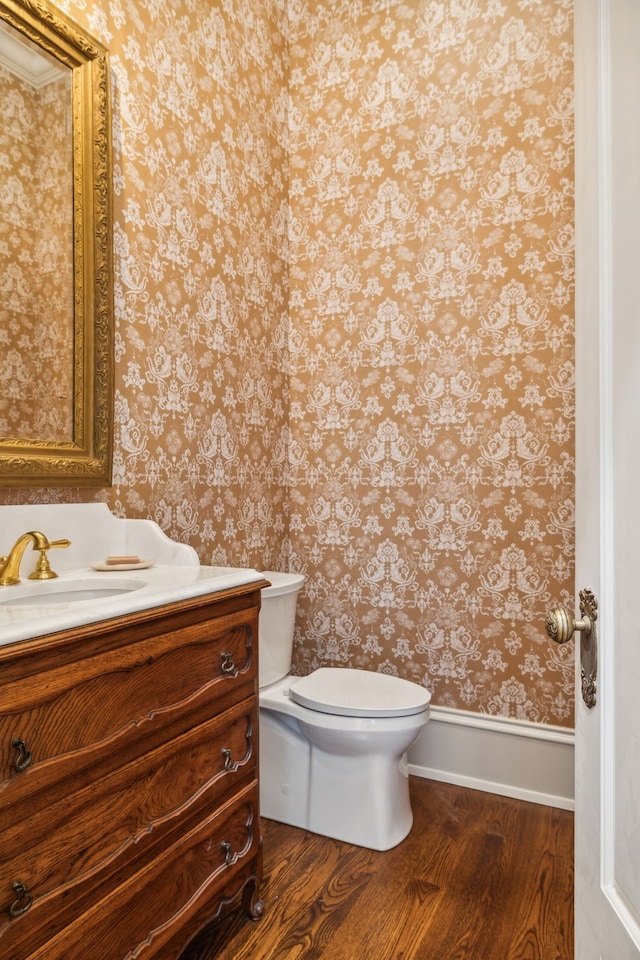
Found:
<box><xmin>407</xmin><ymin>705</ymin><xmax>574</xmax><ymax>811</ymax></box>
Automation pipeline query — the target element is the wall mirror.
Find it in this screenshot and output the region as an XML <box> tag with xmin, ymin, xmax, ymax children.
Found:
<box><xmin>0</xmin><ymin>0</ymin><xmax>112</xmax><ymax>486</ymax></box>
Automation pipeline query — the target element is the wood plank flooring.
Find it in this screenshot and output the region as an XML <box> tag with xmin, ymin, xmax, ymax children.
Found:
<box><xmin>183</xmin><ymin>777</ymin><xmax>574</xmax><ymax>960</ymax></box>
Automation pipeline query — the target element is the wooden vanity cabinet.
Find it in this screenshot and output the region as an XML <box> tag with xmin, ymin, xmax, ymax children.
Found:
<box><xmin>0</xmin><ymin>580</ymin><xmax>268</xmax><ymax>960</ymax></box>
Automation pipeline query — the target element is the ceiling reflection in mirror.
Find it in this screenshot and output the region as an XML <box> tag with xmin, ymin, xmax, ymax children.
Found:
<box><xmin>0</xmin><ymin>20</ymin><xmax>74</xmax><ymax>443</ymax></box>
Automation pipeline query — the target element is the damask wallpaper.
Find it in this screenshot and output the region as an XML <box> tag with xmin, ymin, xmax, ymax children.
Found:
<box><xmin>2</xmin><ymin>0</ymin><xmax>292</xmax><ymax>573</ymax></box>
<box><xmin>285</xmin><ymin>0</ymin><xmax>574</xmax><ymax>725</ymax></box>
<box><xmin>0</xmin><ymin>0</ymin><xmax>574</xmax><ymax>727</ymax></box>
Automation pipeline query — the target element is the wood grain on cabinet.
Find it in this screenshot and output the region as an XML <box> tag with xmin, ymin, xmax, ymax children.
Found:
<box><xmin>0</xmin><ymin>581</ymin><xmax>267</xmax><ymax>960</ymax></box>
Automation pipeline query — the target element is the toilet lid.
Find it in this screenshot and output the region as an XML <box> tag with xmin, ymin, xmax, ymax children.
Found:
<box><xmin>288</xmin><ymin>668</ymin><xmax>431</xmax><ymax>718</ymax></box>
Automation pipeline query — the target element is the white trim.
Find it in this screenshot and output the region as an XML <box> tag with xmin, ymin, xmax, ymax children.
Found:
<box><xmin>597</xmin><ymin>0</ymin><xmax>616</xmax><ymax>894</ymax></box>
<box><xmin>0</xmin><ymin>28</ymin><xmax>65</xmax><ymax>88</ymax></box>
<box><xmin>425</xmin><ymin>704</ymin><xmax>574</xmax><ymax>744</ymax></box>
<box><xmin>407</xmin><ymin>706</ymin><xmax>574</xmax><ymax>811</ymax></box>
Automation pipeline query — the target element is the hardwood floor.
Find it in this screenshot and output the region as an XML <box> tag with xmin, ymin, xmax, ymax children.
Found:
<box><xmin>183</xmin><ymin>777</ymin><xmax>574</xmax><ymax>960</ymax></box>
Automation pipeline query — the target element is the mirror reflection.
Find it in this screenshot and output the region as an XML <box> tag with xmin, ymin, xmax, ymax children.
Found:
<box><xmin>0</xmin><ymin>20</ymin><xmax>74</xmax><ymax>442</ymax></box>
<box><xmin>0</xmin><ymin>0</ymin><xmax>112</xmax><ymax>488</ymax></box>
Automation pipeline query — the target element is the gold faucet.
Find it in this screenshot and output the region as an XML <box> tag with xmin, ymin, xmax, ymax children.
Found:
<box><xmin>0</xmin><ymin>532</ymin><xmax>71</xmax><ymax>586</ymax></box>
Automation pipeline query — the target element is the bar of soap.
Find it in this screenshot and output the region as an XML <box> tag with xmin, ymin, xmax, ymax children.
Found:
<box><xmin>105</xmin><ymin>555</ymin><xmax>140</xmax><ymax>565</ymax></box>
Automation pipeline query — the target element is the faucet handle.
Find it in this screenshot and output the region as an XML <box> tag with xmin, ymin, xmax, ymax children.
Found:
<box><xmin>28</xmin><ymin>539</ymin><xmax>71</xmax><ymax>581</ymax></box>
<box><xmin>49</xmin><ymin>539</ymin><xmax>71</xmax><ymax>551</ymax></box>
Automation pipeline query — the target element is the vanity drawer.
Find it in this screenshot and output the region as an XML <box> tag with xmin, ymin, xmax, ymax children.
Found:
<box><xmin>21</xmin><ymin>781</ymin><xmax>261</xmax><ymax>960</ymax></box>
<box><xmin>0</xmin><ymin>700</ymin><xmax>257</xmax><ymax>959</ymax></box>
<box><xmin>0</xmin><ymin>605</ymin><xmax>256</xmax><ymax>805</ymax></box>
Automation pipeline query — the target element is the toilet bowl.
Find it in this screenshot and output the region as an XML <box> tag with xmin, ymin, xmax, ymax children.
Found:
<box><xmin>258</xmin><ymin>572</ymin><xmax>431</xmax><ymax>851</ymax></box>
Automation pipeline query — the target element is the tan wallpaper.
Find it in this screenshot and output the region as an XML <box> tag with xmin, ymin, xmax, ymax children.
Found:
<box><xmin>0</xmin><ymin>0</ymin><xmax>292</xmax><ymax>573</ymax></box>
<box><xmin>286</xmin><ymin>0</ymin><xmax>575</xmax><ymax>725</ymax></box>
<box><xmin>0</xmin><ymin>1</ymin><xmax>574</xmax><ymax>727</ymax></box>
<box><xmin>0</xmin><ymin>66</ymin><xmax>74</xmax><ymax>441</ymax></box>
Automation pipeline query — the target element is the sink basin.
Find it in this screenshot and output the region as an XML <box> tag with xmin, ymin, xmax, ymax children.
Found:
<box><xmin>0</xmin><ymin>579</ymin><xmax>144</xmax><ymax>608</ymax></box>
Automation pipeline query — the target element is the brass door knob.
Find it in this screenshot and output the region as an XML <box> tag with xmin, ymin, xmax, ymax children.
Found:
<box><xmin>545</xmin><ymin>589</ymin><xmax>598</xmax><ymax>709</ymax></box>
<box><xmin>546</xmin><ymin>606</ymin><xmax>592</xmax><ymax>644</ymax></box>
<box><xmin>545</xmin><ymin>588</ymin><xmax>598</xmax><ymax>644</ymax></box>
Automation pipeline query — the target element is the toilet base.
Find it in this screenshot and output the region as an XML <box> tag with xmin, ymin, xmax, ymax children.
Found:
<box><xmin>259</xmin><ymin>684</ymin><xmax>428</xmax><ymax>851</ymax></box>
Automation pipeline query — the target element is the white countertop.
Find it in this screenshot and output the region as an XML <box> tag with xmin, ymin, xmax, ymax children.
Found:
<box><xmin>0</xmin><ymin>564</ymin><xmax>265</xmax><ymax>647</ymax></box>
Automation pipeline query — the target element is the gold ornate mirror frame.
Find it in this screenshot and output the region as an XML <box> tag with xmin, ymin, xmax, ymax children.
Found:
<box><xmin>0</xmin><ymin>0</ymin><xmax>112</xmax><ymax>486</ymax></box>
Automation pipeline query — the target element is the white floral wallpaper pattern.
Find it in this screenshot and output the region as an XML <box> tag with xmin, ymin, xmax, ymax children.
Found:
<box><xmin>286</xmin><ymin>1</ymin><xmax>574</xmax><ymax>723</ymax></box>
<box><xmin>0</xmin><ymin>0</ymin><xmax>575</xmax><ymax>727</ymax></box>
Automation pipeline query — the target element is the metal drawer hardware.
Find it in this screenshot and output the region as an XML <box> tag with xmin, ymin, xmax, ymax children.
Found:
<box><xmin>222</xmin><ymin>748</ymin><xmax>234</xmax><ymax>771</ymax></box>
<box><xmin>220</xmin><ymin>652</ymin><xmax>236</xmax><ymax>674</ymax></box>
<box><xmin>546</xmin><ymin>588</ymin><xmax>598</xmax><ymax>709</ymax></box>
<box><xmin>221</xmin><ymin>841</ymin><xmax>234</xmax><ymax>865</ymax></box>
<box><xmin>11</xmin><ymin>738</ymin><xmax>32</xmax><ymax>773</ymax></box>
<box><xmin>9</xmin><ymin>880</ymin><xmax>32</xmax><ymax>918</ymax></box>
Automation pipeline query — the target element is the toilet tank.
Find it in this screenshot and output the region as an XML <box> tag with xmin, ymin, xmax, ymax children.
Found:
<box><xmin>258</xmin><ymin>571</ymin><xmax>305</xmax><ymax>688</ymax></box>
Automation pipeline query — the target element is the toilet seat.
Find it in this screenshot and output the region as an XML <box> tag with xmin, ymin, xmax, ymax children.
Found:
<box><xmin>288</xmin><ymin>667</ymin><xmax>430</xmax><ymax>718</ymax></box>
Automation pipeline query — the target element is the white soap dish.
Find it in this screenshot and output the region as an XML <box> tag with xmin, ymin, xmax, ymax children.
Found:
<box><xmin>91</xmin><ymin>559</ymin><xmax>154</xmax><ymax>572</ymax></box>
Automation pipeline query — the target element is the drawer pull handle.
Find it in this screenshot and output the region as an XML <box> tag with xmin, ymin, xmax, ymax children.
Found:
<box><xmin>221</xmin><ymin>841</ymin><xmax>234</xmax><ymax>865</ymax></box>
<box><xmin>9</xmin><ymin>880</ymin><xmax>32</xmax><ymax>918</ymax></box>
<box><xmin>11</xmin><ymin>738</ymin><xmax>32</xmax><ymax>773</ymax></box>
<box><xmin>220</xmin><ymin>652</ymin><xmax>236</xmax><ymax>675</ymax></box>
<box><xmin>222</xmin><ymin>748</ymin><xmax>234</xmax><ymax>771</ymax></box>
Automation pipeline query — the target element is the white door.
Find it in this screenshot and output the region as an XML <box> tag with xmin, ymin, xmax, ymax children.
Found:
<box><xmin>571</xmin><ymin>0</ymin><xmax>640</xmax><ymax>956</ymax></box>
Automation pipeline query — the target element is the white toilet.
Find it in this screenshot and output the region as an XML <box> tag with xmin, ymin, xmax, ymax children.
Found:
<box><xmin>258</xmin><ymin>571</ymin><xmax>431</xmax><ymax>851</ymax></box>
